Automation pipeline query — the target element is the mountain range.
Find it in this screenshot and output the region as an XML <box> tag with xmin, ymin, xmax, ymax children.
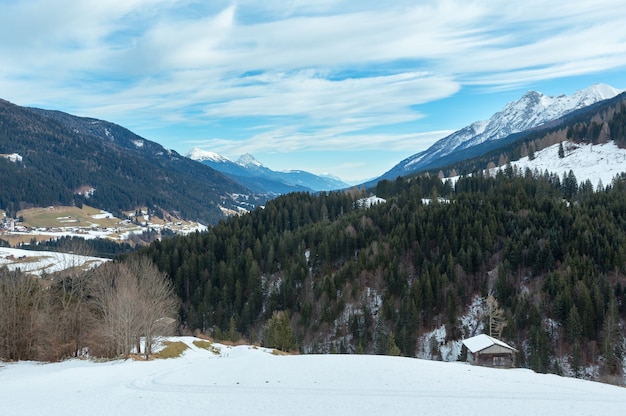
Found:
<box><xmin>1</xmin><ymin>82</ymin><xmax>624</xmax><ymax>227</ymax></box>
<box><xmin>187</xmin><ymin>148</ymin><xmax>349</xmax><ymax>195</ymax></box>
<box><xmin>374</xmin><ymin>84</ymin><xmax>624</xmax><ymax>183</ymax></box>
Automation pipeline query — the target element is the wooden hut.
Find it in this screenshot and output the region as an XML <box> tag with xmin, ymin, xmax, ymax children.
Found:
<box><xmin>462</xmin><ymin>334</ymin><xmax>517</xmax><ymax>368</ymax></box>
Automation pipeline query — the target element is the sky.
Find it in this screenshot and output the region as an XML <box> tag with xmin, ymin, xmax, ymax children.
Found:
<box><xmin>1</xmin><ymin>1</ymin><xmax>626</xmax><ymax>183</ymax></box>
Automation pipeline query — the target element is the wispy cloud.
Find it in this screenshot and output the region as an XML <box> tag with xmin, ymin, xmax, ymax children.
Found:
<box><xmin>1</xmin><ymin>0</ymin><xmax>626</xmax><ymax>176</ymax></box>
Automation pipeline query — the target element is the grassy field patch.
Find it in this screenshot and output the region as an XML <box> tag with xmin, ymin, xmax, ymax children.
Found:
<box><xmin>155</xmin><ymin>341</ymin><xmax>189</xmax><ymax>359</ymax></box>
<box><xmin>19</xmin><ymin>205</ymin><xmax>120</xmax><ymax>229</ymax></box>
<box><xmin>193</xmin><ymin>340</ymin><xmax>221</xmax><ymax>355</ymax></box>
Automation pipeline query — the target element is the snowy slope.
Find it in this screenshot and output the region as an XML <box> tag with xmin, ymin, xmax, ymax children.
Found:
<box><xmin>380</xmin><ymin>84</ymin><xmax>623</xmax><ymax>180</ymax></box>
<box><xmin>237</xmin><ymin>153</ymin><xmax>264</xmax><ymax>169</ymax></box>
<box><xmin>0</xmin><ymin>247</ymin><xmax>108</xmax><ymax>276</ymax></box>
<box><xmin>502</xmin><ymin>141</ymin><xmax>626</xmax><ymax>187</ymax></box>
<box><xmin>187</xmin><ymin>147</ymin><xmax>233</xmax><ymax>163</ymax></box>
<box><xmin>1</xmin><ymin>337</ymin><xmax>625</xmax><ymax>416</ymax></box>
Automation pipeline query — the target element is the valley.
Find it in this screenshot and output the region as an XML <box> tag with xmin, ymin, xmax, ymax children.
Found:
<box><xmin>2</xmin><ymin>83</ymin><xmax>626</xmax><ymax>389</ymax></box>
<box><xmin>4</xmin><ymin>2</ymin><xmax>626</xmax><ymax>412</ymax></box>
<box><xmin>1</xmin><ymin>205</ymin><xmax>206</xmax><ymax>247</ymax></box>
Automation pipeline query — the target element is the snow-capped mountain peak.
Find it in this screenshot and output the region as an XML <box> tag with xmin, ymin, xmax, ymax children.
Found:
<box><xmin>379</xmin><ymin>83</ymin><xmax>624</xmax><ymax>179</ymax></box>
<box><xmin>575</xmin><ymin>83</ymin><xmax>622</xmax><ymax>103</ymax></box>
<box><xmin>187</xmin><ymin>148</ymin><xmax>232</xmax><ymax>163</ymax></box>
<box><xmin>192</xmin><ymin>150</ymin><xmax>349</xmax><ymax>193</ymax></box>
<box><xmin>237</xmin><ymin>153</ymin><xmax>264</xmax><ymax>169</ymax></box>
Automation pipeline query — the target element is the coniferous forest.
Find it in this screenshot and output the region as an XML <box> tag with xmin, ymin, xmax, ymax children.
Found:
<box><xmin>140</xmin><ymin>170</ymin><xmax>626</xmax><ymax>379</ymax></box>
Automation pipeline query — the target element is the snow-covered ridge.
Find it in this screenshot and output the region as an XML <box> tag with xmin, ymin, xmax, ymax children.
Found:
<box><xmin>187</xmin><ymin>147</ymin><xmax>233</xmax><ymax>163</ymax></box>
<box><xmin>237</xmin><ymin>153</ymin><xmax>263</xmax><ymax>168</ymax></box>
<box><xmin>187</xmin><ymin>149</ymin><xmax>264</xmax><ymax>168</ymax></box>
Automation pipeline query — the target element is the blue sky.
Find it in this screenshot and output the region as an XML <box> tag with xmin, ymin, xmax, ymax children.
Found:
<box><xmin>1</xmin><ymin>1</ymin><xmax>625</xmax><ymax>183</ymax></box>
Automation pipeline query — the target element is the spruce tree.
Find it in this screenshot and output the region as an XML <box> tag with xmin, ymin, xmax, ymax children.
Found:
<box><xmin>601</xmin><ymin>298</ymin><xmax>623</xmax><ymax>376</ymax></box>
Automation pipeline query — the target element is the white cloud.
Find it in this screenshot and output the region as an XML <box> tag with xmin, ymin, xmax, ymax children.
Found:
<box><xmin>200</xmin><ymin>71</ymin><xmax>459</xmax><ymax>120</ymax></box>
<box><xmin>186</xmin><ymin>127</ymin><xmax>454</xmax><ymax>156</ymax></box>
<box><xmin>1</xmin><ymin>0</ymin><xmax>626</xmax><ymax>165</ymax></box>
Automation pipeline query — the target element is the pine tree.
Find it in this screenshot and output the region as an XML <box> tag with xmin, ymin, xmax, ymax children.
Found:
<box><xmin>386</xmin><ymin>333</ymin><xmax>402</xmax><ymax>356</ymax></box>
<box><xmin>601</xmin><ymin>297</ymin><xmax>623</xmax><ymax>376</ymax></box>
<box><xmin>263</xmin><ymin>311</ymin><xmax>298</xmax><ymax>352</ymax></box>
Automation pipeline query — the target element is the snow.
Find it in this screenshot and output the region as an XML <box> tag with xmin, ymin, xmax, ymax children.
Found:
<box><xmin>1</xmin><ymin>336</ymin><xmax>625</xmax><ymax>416</ymax></box>
<box><xmin>187</xmin><ymin>147</ymin><xmax>232</xmax><ymax>163</ymax></box>
<box><xmin>91</xmin><ymin>210</ymin><xmax>113</xmax><ymax>219</ymax></box>
<box><xmin>502</xmin><ymin>141</ymin><xmax>626</xmax><ymax>187</ymax></box>
<box><xmin>357</xmin><ymin>196</ymin><xmax>386</xmax><ymax>208</ymax></box>
<box><xmin>0</xmin><ymin>247</ymin><xmax>109</xmax><ymax>276</ymax></box>
<box><xmin>237</xmin><ymin>153</ymin><xmax>263</xmax><ymax>168</ymax></box>
<box><xmin>418</xmin><ymin>324</ymin><xmax>458</xmax><ymax>361</ymax></box>
<box><xmin>1</xmin><ymin>153</ymin><xmax>22</xmax><ymax>163</ymax></box>
<box><xmin>462</xmin><ymin>334</ymin><xmax>516</xmax><ymax>354</ymax></box>
<box><xmin>421</xmin><ymin>197</ymin><xmax>451</xmax><ymax>205</ymax></box>
<box><xmin>418</xmin><ymin>296</ymin><xmax>486</xmax><ymax>362</ymax></box>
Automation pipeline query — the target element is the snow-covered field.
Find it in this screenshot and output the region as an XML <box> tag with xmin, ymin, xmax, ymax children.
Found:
<box><xmin>1</xmin><ymin>337</ymin><xmax>625</xmax><ymax>416</ymax></box>
<box><xmin>0</xmin><ymin>247</ymin><xmax>108</xmax><ymax>275</ymax></box>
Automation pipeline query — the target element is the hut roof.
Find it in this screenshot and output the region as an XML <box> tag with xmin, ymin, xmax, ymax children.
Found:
<box><xmin>462</xmin><ymin>334</ymin><xmax>517</xmax><ymax>354</ymax></box>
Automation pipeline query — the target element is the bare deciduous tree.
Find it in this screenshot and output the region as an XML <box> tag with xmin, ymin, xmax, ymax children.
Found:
<box><xmin>89</xmin><ymin>262</ymin><xmax>138</xmax><ymax>357</ymax></box>
<box><xmin>0</xmin><ymin>268</ymin><xmax>44</xmax><ymax>361</ymax></box>
<box><xmin>89</xmin><ymin>258</ymin><xmax>178</xmax><ymax>358</ymax></box>
<box><xmin>50</xmin><ymin>249</ymin><xmax>96</xmax><ymax>359</ymax></box>
<box><xmin>125</xmin><ymin>256</ymin><xmax>178</xmax><ymax>359</ymax></box>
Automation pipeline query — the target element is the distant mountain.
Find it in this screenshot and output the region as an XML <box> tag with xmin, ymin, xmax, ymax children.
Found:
<box><xmin>375</xmin><ymin>84</ymin><xmax>624</xmax><ymax>183</ymax></box>
<box><xmin>0</xmin><ymin>99</ymin><xmax>259</xmax><ymax>224</ymax></box>
<box><xmin>188</xmin><ymin>148</ymin><xmax>350</xmax><ymax>194</ymax></box>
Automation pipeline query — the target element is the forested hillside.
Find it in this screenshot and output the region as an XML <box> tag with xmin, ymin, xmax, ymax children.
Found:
<box><xmin>141</xmin><ymin>171</ymin><xmax>626</xmax><ymax>380</ymax></box>
<box><xmin>0</xmin><ymin>99</ymin><xmax>255</xmax><ymax>223</ymax></box>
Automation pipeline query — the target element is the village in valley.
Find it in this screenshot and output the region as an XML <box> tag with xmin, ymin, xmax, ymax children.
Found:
<box><xmin>0</xmin><ymin>205</ymin><xmax>207</xmax><ymax>244</ymax></box>
<box><xmin>0</xmin><ymin>205</ymin><xmax>207</xmax><ymax>276</ymax></box>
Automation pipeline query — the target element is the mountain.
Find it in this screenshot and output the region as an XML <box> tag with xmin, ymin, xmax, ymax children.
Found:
<box><xmin>188</xmin><ymin>148</ymin><xmax>350</xmax><ymax>194</ymax></box>
<box><xmin>0</xmin><ymin>99</ymin><xmax>258</xmax><ymax>224</ymax></box>
<box><xmin>375</xmin><ymin>84</ymin><xmax>623</xmax><ymax>182</ymax></box>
